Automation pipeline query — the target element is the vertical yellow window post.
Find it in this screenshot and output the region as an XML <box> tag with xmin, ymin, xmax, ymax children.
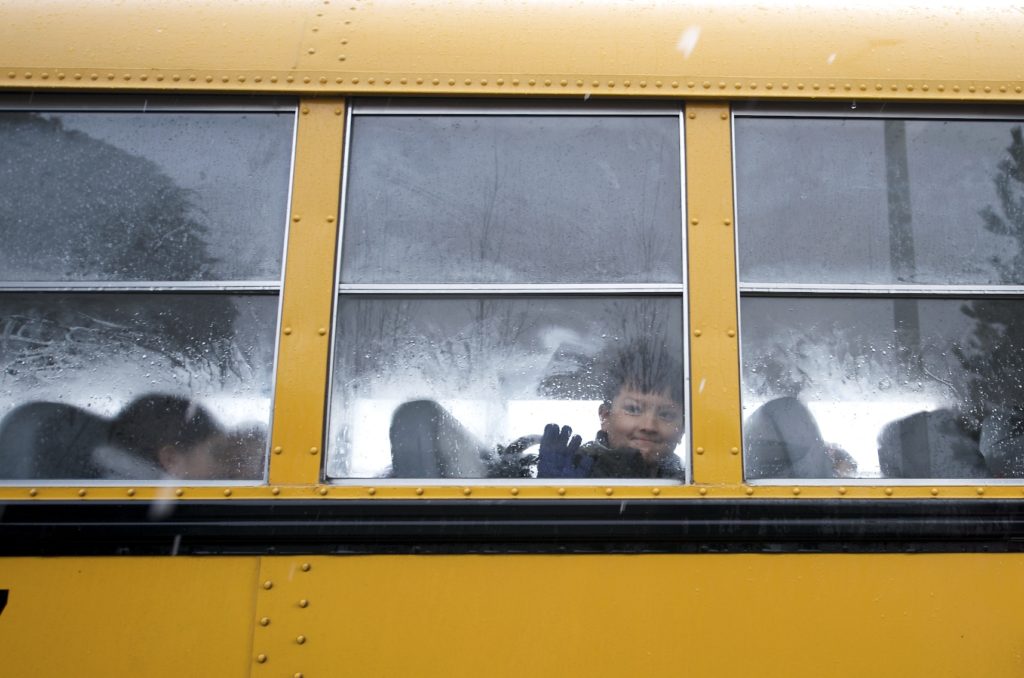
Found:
<box><xmin>686</xmin><ymin>102</ymin><xmax>744</xmax><ymax>486</ymax></box>
<box><xmin>269</xmin><ymin>98</ymin><xmax>346</xmax><ymax>486</ymax></box>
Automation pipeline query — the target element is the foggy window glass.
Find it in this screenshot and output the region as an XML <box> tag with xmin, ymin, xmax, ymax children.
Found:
<box><xmin>326</xmin><ymin>297</ymin><xmax>686</xmax><ymax>480</ymax></box>
<box><xmin>736</xmin><ymin>117</ymin><xmax>1024</xmax><ymax>285</ymax></box>
<box><xmin>341</xmin><ymin>114</ymin><xmax>682</xmax><ymax>284</ymax></box>
<box><xmin>741</xmin><ymin>297</ymin><xmax>1024</xmax><ymax>480</ymax></box>
<box><xmin>0</xmin><ymin>110</ymin><xmax>293</xmax><ymax>282</ymax></box>
<box><xmin>0</xmin><ymin>294</ymin><xmax>276</xmax><ymax>481</ymax></box>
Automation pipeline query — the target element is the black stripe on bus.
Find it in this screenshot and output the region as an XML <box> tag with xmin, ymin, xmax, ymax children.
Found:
<box><xmin>1</xmin><ymin>499</ymin><xmax>1023</xmax><ymax>555</ymax></box>
<box><xmin>2</xmin><ymin>499</ymin><xmax>1024</xmax><ymax>557</ymax></box>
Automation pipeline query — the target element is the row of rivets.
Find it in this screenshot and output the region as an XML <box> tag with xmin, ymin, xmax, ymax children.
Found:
<box><xmin>5</xmin><ymin>71</ymin><xmax>1022</xmax><ymax>96</ymax></box>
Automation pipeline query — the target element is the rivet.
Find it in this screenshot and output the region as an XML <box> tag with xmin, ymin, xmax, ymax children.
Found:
<box><xmin>510</xmin><ymin>487</ymin><xmax>519</xmax><ymax>496</ymax></box>
<box><xmin>415</xmin><ymin>487</ymin><xmax>424</xmax><ymax>496</ymax></box>
<box><xmin>273</xmin><ymin>446</ymin><xmax>283</xmax><ymax>455</ymax></box>
<box><xmin>221</xmin><ymin>76</ymin><xmax>231</xmax><ymax>83</ymax></box>
<box><xmin>367</xmin><ymin>487</ymin><xmax>376</xmax><ymax>496</ymax></box>
<box><xmin>890</xmin><ymin>85</ymin><xmax>897</xmax><ymax>91</ymax></box>
<box><xmin>766</xmin><ymin>83</ymin><xmax>774</xmax><ymax>90</ymax></box>
<box><xmin>695</xmin><ymin>447</ymin><xmax>705</xmax><ymax>454</ymax></box>
<box><xmin>693</xmin><ymin>330</ymin><xmax>702</xmax><ymax>337</ymax></box>
<box><xmin>41</xmin><ymin>72</ymin><xmax>51</xmax><ymax>80</ymax></box>
<box><xmin>272</xmin><ymin>487</ymin><xmax>281</xmax><ymax>495</ymax></box>
<box><xmin>91</xmin><ymin>73</ymin><xmax>99</xmax><ymax>80</ymax></box>
<box><xmin>334</xmin><ymin>108</ymin><xmax>342</xmax><ymax>116</ymax></box>
<box><xmin>545</xmin><ymin>79</ymin><xmax>552</xmax><ymax>86</ymax></box>
<box><xmin>670</xmin><ymin>81</ymin><xmax>678</xmax><ymax>88</ymax></box>
<box><xmin>205</xmin><ymin>76</ymin><xmax>213</xmax><ymax>83</ymax></box>
<box><xmin>448</xmin><ymin>79</ymin><xmax>455</xmax><ymax>85</ymax></box>
<box><xmin>702</xmin><ymin>81</ymin><xmax>710</xmax><ymax>89</ymax></box>
<box><xmin>254</xmin><ymin>76</ymin><xmax>261</xmax><ymax>83</ymax></box>
<box><xmin>906</xmin><ymin>84</ymin><xmax>914</xmax><ymax>91</ymax></box>
<box><xmin>730</xmin><ymin>446</ymin><xmax>739</xmax><ymax>455</ymax></box>
<box><xmin>792</xmin><ymin>487</ymin><xmax>801</xmax><ymax>495</ymax></box>
<box><xmin>718</xmin><ymin>81</ymin><xmax>726</xmax><ymax>89</ymax></box>
<box><xmin>827</xmin><ymin>83</ymin><xmax>834</xmax><ymax>90</ymax></box>
<box><xmin>270</xmin><ymin>76</ymin><xmax>278</xmax><ymax>83</ymax></box>
<box><xmin>781</xmin><ymin>83</ymin><xmax>789</xmax><ymax>90</ymax></box>
<box><xmin>984</xmin><ymin>86</ymin><xmax>991</xmax><ymax>93</ymax></box>
<box><xmin>720</xmin><ymin>112</ymin><xmax>728</xmax><ymax>120</ymax></box>
<box><xmin>859</xmin><ymin>84</ymin><xmax>866</xmax><ymax>91</ymax></box>
<box><xmin>75</xmin><ymin>73</ymin><xmax>83</xmax><ymax>80</ymax></box>
<box><xmin>652</xmin><ymin>488</ymin><xmax>661</xmax><ymax>495</ymax></box>
<box><xmin>639</xmin><ymin>81</ymin><xmax>646</xmax><ymax>88</ymax></box>
<box><xmin>107</xmin><ymin>73</ymin><xmax>116</xmax><ymax>80</ymax></box>
<box><xmin>309</xmin><ymin>447</ymin><xmax>319</xmax><ymax>455</ymax></box>
<box><xmin>296</xmin><ymin>635</ymin><xmax>306</xmax><ymax>645</ymax></box>
<box><xmin>308</xmin><ymin>47</ymin><xmax>316</xmax><ymax>55</ymax></box>
<box><xmin>58</xmin><ymin>73</ymin><xmax>66</xmax><ymax>80</ymax></box>
<box><xmin>256</xmin><ymin>654</ymin><xmax>267</xmax><ymax>664</ymax></box>
<box><xmin>283</xmin><ymin>327</ymin><xmax>292</xmax><ymax>335</ymax></box>
<box><xmin>838</xmin><ymin>487</ymin><xmax>847</xmax><ymax>495</ymax></box>
<box><xmin>812</xmin><ymin>83</ymin><xmax>820</xmax><ymax>90</ymax></box>
<box><xmin>299</xmin><ymin>599</ymin><xmax>309</xmax><ymax>608</ymax></box>
<box><xmin>224</xmin><ymin>489</ymin><xmax>232</xmax><ymax>497</ymax></box>
<box><xmin>691</xmin><ymin>218</ymin><xmax>699</xmax><ymax>225</ymax></box>
<box><xmin>318</xmin><ymin>328</ymin><xmax>327</xmax><ymax>336</ymax></box>
<box><xmin>724</xmin><ymin>219</ymin><xmax>732</xmax><ymax>226</ymax></box>
<box><xmin>481</xmin><ymin>79</ymin><xmax>488</xmax><ymax>85</ymax></box>
<box><xmin>953</xmin><ymin>85</ymin><xmax>960</xmax><ymax>92</ymax></box>
<box><xmin>969</xmin><ymin>85</ymin><xmax>976</xmax><ymax>92</ymax></box>
<box><xmin>591</xmin><ymin>80</ymin><xmax>599</xmax><ymax>87</ymax></box>
<box><xmin>497</xmin><ymin>78</ymin><xmax>504</xmax><ymax>85</ymax></box>
<box><xmin>78</xmin><ymin>488</ymin><xmax>87</xmax><ymax>497</ymax></box>
<box><xmin>465</xmin><ymin>79</ymin><xmax>471</xmax><ymax>85</ymax></box>
<box><xmin>608</xmin><ymin>81</ymin><xmax>615</xmax><ymax>87</ymax></box>
<box><xmin>295</xmin><ymin>674</ymin><xmax>304</xmax><ymax>678</ymax></box>
<box><xmin>304</xmin><ymin>77</ymin><xmax>312</xmax><ymax>84</ymax></box>
<box><xmin>656</xmin><ymin>81</ymin><xmax>663</xmax><ymax>88</ymax></box>
<box><xmin>175</xmin><ymin>489</ymin><xmax>184</xmax><ymax>497</ymax></box>
<box><xmin>931</xmin><ymin>488</ymin><xmax>939</xmax><ymax>496</ymax></box>
<box><xmin>1016</xmin><ymin>86</ymin><xmax>1022</xmax><ymax>93</ymax></box>
<box><xmin>260</xmin><ymin>617</ymin><xmax>270</xmax><ymax>626</ymax></box>
<box><xmin>699</xmin><ymin>488</ymin><xmax>707</xmax><ymax>496</ymax></box>
<box><xmin>922</xmin><ymin>84</ymin><xmax>929</xmax><ymax>91</ymax></box>
<box><xmin>797</xmin><ymin>83</ymin><xmax>805</xmax><ymax>90</ymax></box>
<box><xmin>561</xmin><ymin>79</ymin><xmax>568</xmax><ymax>86</ymax></box>
<box><xmin>999</xmin><ymin>85</ymin><xmax>1006</xmax><ymax>92</ymax></box>
<box><xmin>127</xmin><ymin>488</ymin><xmax>135</xmax><ymax>497</ymax></box>
<box><xmin>557</xmin><ymin>487</ymin><xmax>566</xmax><ymax>496</ymax></box>
<box><xmin>400</xmin><ymin>78</ymin><xmax>408</xmax><ymax>84</ymax></box>
<box><xmin>28</xmin><ymin>488</ymin><xmax>37</xmax><ymax>497</ymax></box>
<box><xmin>293</xmin><ymin>214</ymin><xmax>302</xmax><ymax>221</ymax></box>
<box><xmin>318</xmin><ymin>487</ymin><xmax>328</xmax><ymax>496</ymax></box>
<box><xmin>745</xmin><ymin>487</ymin><xmax>754</xmax><ymax>495</ymax></box>
<box><xmin>605</xmin><ymin>487</ymin><xmax>613</xmax><ymax>496</ymax></box>
<box><xmin>319</xmin><ymin>77</ymin><xmax>327</xmax><ymax>84</ymax></box>
<box><xmin>977</xmin><ymin>487</ymin><xmax>985</xmax><ymax>495</ymax></box>
<box><xmin>843</xmin><ymin>84</ymin><xmax>850</xmax><ymax>90</ymax></box>
<box><xmin>727</xmin><ymin>329</ymin><xmax>736</xmax><ymax>337</ymax></box>
<box><xmin>884</xmin><ymin>488</ymin><xmax>893</xmax><ymax>496</ymax></box>
<box><xmin>734</xmin><ymin>82</ymin><xmax>741</xmax><ymax>89</ymax></box>
<box><xmin>263</xmin><ymin>580</ymin><xmax>274</xmax><ymax>590</ymax></box>
<box><xmin>5</xmin><ymin>72</ymin><xmax>13</xmax><ymax>78</ymax></box>
<box><xmin>351</xmin><ymin>77</ymin><xmax>358</xmax><ymax>84</ymax></box>
<box><xmin>462</xmin><ymin>487</ymin><xmax>472</xmax><ymax>496</ymax></box>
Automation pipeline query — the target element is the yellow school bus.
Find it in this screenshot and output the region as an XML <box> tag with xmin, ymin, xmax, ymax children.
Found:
<box><xmin>3</xmin><ymin>1</ymin><xmax>1024</xmax><ymax>675</ymax></box>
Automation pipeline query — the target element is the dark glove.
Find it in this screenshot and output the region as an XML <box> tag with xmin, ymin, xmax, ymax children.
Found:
<box><xmin>537</xmin><ymin>424</ymin><xmax>590</xmax><ymax>478</ymax></box>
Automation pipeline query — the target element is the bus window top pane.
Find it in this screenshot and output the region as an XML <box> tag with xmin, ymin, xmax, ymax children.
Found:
<box><xmin>740</xmin><ymin>297</ymin><xmax>1024</xmax><ymax>480</ymax></box>
<box><xmin>341</xmin><ymin>115</ymin><xmax>683</xmax><ymax>284</ymax></box>
<box><xmin>0</xmin><ymin>293</ymin><xmax>276</xmax><ymax>480</ymax></box>
<box><xmin>736</xmin><ymin>117</ymin><xmax>1024</xmax><ymax>286</ymax></box>
<box><xmin>326</xmin><ymin>297</ymin><xmax>686</xmax><ymax>480</ymax></box>
<box><xmin>0</xmin><ymin>111</ymin><xmax>293</xmax><ymax>282</ymax></box>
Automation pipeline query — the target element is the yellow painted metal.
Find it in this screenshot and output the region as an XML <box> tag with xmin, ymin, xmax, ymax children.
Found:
<box><xmin>0</xmin><ymin>557</ymin><xmax>259</xmax><ymax>676</ymax></box>
<box><xmin>1</xmin><ymin>1</ymin><xmax>1023</xmax><ymax>100</ymax></box>
<box><xmin>1</xmin><ymin>483</ymin><xmax>1024</xmax><ymax>501</ymax></box>
<box><xmin>269</xmin><ymin>98</ymin><xmax>346</xmax><ymax>485</ymax></box>
<box><xmin>250</xmin><ymin>553</ymin><xmax>1024</xmax><ymax>677</ymax></box>
<box><xmin>686</xmin><ymin>102</ymin><xmax>743</xmax><ymax>485</ymax></box>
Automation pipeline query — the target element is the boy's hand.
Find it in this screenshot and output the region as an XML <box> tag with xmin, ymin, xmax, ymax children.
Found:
<box><xmin>537</xmin><ymin>424</ymin><xmax>590</xmax><ymax>478</ymax></box>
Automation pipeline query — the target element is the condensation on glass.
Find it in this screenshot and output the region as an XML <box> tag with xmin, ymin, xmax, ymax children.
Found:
<box><xmin>329</xmin><ymin>101</ymin><xmax>687</xmax><ymax>481</ymax></box>
<box><xmin>735</xmin><ymin>106</ymin><xmax>1024</xmax><ymax>480</ymax></box>
<box><xmin>0</xmin><ymin>97</ymin><xmax>295</xmax><ymax>482</ymax></box>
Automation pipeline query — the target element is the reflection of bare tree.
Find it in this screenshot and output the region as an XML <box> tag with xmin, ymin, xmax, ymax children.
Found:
<box><xmin>957</xmin><ymin>125</ymin><xmax>1024</xmax><ymax>425</ymax></box>
<box><xmin>0</xmin><ymin>114</ymin><xmax>243</xmax><ymax>389</ymax></box>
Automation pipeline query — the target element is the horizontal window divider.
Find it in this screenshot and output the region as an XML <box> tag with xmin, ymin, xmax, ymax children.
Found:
<box><xmin>325</xmin><ymin>478</ymin><xmax>681</xmax><ymax>487</ymax></box>
<box><xmin>733</xmin><ymin>103</ymin><xmax>1024</xmax><ymax>121</ymax></box>
<box><xmin>0</xmin><ymin>93</ymin><xmax>297</xmax><ymax>113</ymax></box>
<box><xmin>0</xmin><ymin>281</ymin><xmax>282</xmax><ymax>293</ymax></box>
<box><xmin>352</xmin><ymin>99</ymin><xmax>682</xmax><ymax>116</ymax></box>
<box><xmin>337</xmin><ymin>283</ymin><xmax>686</xmax><ymax>295</ymax></box>
<box><xmin>739</xmin><ymin>282</ymin><xmax>1024</xmax><ymax>297</ymax></box>
<box><xmin>745</xmin><ymin>478</ymin><xmax>1024</xmax><ymax>487</ymax></box>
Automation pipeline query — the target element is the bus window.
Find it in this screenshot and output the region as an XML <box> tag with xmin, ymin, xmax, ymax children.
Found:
<box><xmin>0</xmin><ymin>97</ymin><xmax>295</xmax><ymax>482</ymax></box>
<box><xmin>735</xmin><ymin>105</ymin><xmax>1024</xmax><ymax>480</ymax></box>
<box><xmin>328</xmin><ymin>100</ymin><xmax>687</xmax><ymax>481</ymax></box>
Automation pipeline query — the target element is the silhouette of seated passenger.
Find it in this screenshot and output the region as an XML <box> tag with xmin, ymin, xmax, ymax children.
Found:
<box><xmin>108</xmin><ymin>394</ymin><xmax>264</xmax><ymax>481</ymax></box>
<box><xmin>877</xmin><ymin>409</ymin><xmax>987</xmax><ymax>479</ymax></box>
<box><xmin>388</xmin><ymin>400</ymin><xmax>488</xmax><ymax>478</ymax></box>
<box><xmin>537</xmin><ymin>342</ymin><xmax>685</xmax><ymax>479</ymax></box>
<box><xmin>744</xmin><ymin>397</ymin><xmax>832</xmax><ymax>479</ymax></box>
<box><xmin>0</xmin><ymin>401</ymin><xmax>110</xmax><ymax>479</ymax></box>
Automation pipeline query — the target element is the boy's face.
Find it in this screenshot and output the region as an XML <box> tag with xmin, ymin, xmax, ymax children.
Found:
<box><xmin>599</xmin><ymin>386</ymin><xmax>684</xmax><ymax>463</ymax></box>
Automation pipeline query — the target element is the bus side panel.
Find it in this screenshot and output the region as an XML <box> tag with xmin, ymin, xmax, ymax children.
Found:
<box><xmin>255</xmin><ymin>553</ymin><xmax>1024</xmax><ymax>677</ymax></box>
<box><xmin>0</xmin><ymin>556</ymin><xmax>260</xmax><ymax>677</ymax></box>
